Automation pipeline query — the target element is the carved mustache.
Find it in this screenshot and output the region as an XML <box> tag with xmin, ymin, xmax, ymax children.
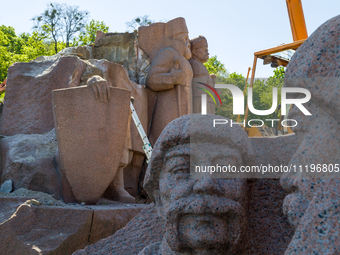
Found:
<box><xmin>161</xmin><ymin>196</ymin><xmax>246</xmax><ymax>252</ymax></box>
<box><xmin>164</xmin><ymin>196</ymin><xmax>244</xmax><ymax>222</ymax></box>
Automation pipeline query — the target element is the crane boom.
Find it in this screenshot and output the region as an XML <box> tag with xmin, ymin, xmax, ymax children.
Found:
<box><xmin>286</xmin><ymin>0</ymin><xmax>308</xmax><ymax>41</ymax></box>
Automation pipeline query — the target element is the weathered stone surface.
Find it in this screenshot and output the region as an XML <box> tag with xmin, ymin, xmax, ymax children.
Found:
<box><xmin>73</xmin><ymin>204</ymin><xmax>162</xmax><ymax>255</ymax></box>
<box><xmin>0</xmin><ymin>179</ymin><xmax>12</xmax><ymax>193</ymax></box>
<box><xmin>279</xmin><ymin>14</ymin><xmax>340</xmax><ymax>254</ymax></box>
<box><xmin>0</xmin><ymin>56</ymin><xmax>87</xmax><ymax>136</ymax></box>
<box><xmin>1</xmin><ymin>129</ymin><xmax>61</xmax><ymax>198</ymax></box>
<box><xmin>89</xmin><ymin>202</ymin><xmax>147</xmax><ymax>244</ymax></box>
<box><xmin>139</xmin><ymin>17</ymin><xmax>193</xmax><ymax>145</ymax></box>
<box><xmin>123</xmin><ymin>153</ymin><xmax>145</xmax><ymax>197</ymax></box>
<box><xmin>0</xmin><ymin>190</ymin><xmax>147</xmax><ymax>254</ymax></box>
<box><xmin>58</xmin><ymin>46</ymin><xmax>93</xmax><ymax>60</ymax></box>
<box><xmin>0</xmin><ymin>204</ymin><xmax>93</xmax><ymax>255</ymax></box>
<box><xmin>244</xmin><ymin>136</ymin><xmax>298</xmax><ymax>254</ymax></box>
<box><xmin>0</xmin><ymin>196</ymin><xmax>29</xmax><ymax>224</ymax></box>
<box><xmin>53</xmin><ymin>86</ymin><xmax>131</xmax><ymax>204</ymax></box>
<box><xmin>93</xmin><ymin>32</ymin><xmax>150</xmax><ymax>85</ymax></box>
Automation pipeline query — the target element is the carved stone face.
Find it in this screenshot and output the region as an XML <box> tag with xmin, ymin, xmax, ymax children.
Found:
<box><xmin>280</xmin><ymin>101</ymin><xmax>340</xmax><ymax>229</ymax></box>
<box><xmin>193</xmin><ymin>46</ymin><xmax>209</xmax><ymax>63</ymax></box>
<box><xmin>172</xmin><ymin>32</ymin><xmax>192</xmax><ymax>60</ymax></box>
<box><xmin>157</xmin><ymin>142</ymin><xmax>249</xmax><ymax>253</ymax></box>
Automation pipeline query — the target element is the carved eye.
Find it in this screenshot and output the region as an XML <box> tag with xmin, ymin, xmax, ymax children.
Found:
<box><xmin>172</xmin><ymin>165</ymin><xmax>190</xmax><ymax>179</ymax></box>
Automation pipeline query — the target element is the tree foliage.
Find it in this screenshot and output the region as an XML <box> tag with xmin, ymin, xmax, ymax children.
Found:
<box><xmin>32</xmin><ymin>3</ymin><xmax>62</xmax><ymax>54</ymax></box>
<box><xmin>63</xmin><ymin>5</ymin><xmax>89</xmax><ymax>47</ymax></box>
<box><xmin>204</xmin><ymin>55</ymin><xmax>228</xmax><ymax>78</ymax></box>
<box><xmin>0</xmin><ymin>25</ymin><xmax>56</xmax><ymax>82</ymax></box>
<box><xmin>77</xmin><ymin>19</ymin><xmax>109</xmax><ymax>45</ymax></box>
<box><xmin>32</xmin><ymin>2</ymin><xmax>88</xmax><ymax>53</ymax></box>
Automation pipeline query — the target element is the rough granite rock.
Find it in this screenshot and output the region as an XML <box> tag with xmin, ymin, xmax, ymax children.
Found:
<box><xmin>0</xmin><ymin>179</ymin><xmax>12</xmax><ymax>193</ymax></box>
<box><xmin>92</xmin><ymin>32</ymin><xmax>151</xmax><ymax>85</ymax></box>
<box><xmin>0</xmin><ymin>189</ymin><xmax>147</xmax><ymax>255</ymax></box>
<box><xmin>1</xmin><ymin>129</ymin><xmax>61</xmax><ymax>198</ymax></box>
<box><xmin>0</xmin><ymin>56</ymin><xmax>87</xmax><ymax>136</ymax></box>
<box><xmin>73</xmin><ymin>203</ymin><xmax>162</xmax><ymax>255</ymax></box>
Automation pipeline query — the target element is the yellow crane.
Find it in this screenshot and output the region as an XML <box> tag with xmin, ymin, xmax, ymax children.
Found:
<box><xmin>243</xmin><ymin>0</ymin><xmax>308</xmax><ymax>137</ymax></box>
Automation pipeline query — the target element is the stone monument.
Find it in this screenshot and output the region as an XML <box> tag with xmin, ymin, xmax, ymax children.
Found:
<box><xmin>280</xmin><ymin>14</ymin><xmax>340</xmax><ymax>254</ymax></box>
<box><xmin>189</xmin><ymin>36</ymin><xmax>220</xmax><ymax>114</ymax></box>
<box><xmin>139</xmin><ymin>114</ymin><xmax>254</xmax><ymax>254</ymax></box>
<box><xmin>138</xmin><ymin>17</ymin><xmax>193</xmax><ymax>145</ymax></box>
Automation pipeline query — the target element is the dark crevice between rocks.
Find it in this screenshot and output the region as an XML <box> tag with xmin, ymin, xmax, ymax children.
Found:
<box><xmin>53</xmin><ymin>156</ymin><xmax>63</xmax><ymax>200</ymax></box>
<box><xmin>87</xmin><ymin>210</ymin><xmax>95</xmax><ymax>244</ymax></box>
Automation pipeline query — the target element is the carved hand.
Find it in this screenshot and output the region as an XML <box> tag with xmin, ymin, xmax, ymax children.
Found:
<box><xmin>86</xmin><ymin>75</ymin><xmax>110</xmax><ymax>103</ymax></box>
<box><xmin>170</xmin><ymin>57</ymin><xmax>187</xmax><ymax>85</ymax></box>
<box><xmin>171</xmin><ymin>68</ymin><xmax>187</xmax><ymax>85</ymax></box>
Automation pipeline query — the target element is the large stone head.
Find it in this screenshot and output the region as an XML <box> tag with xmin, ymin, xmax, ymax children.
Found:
<box><xmin>190</xmin><ymin>36</ymin><xmax>209</xmax><ymax>63</ymax></box>
<box><xmin>144</xmin><ymin>114</ymin><xmax>254</xmax><ymax>254</ymax></box>
<box><xmin>280</xmin><ymin>14</ymin><xmax>340</xmax><ymax>253</ymax></box>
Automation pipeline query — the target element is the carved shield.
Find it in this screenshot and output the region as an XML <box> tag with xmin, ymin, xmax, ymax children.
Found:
<box><xmin>52</xmin><ymin>86</ymin><xmax>131</xmax><ymax>204</ymax></box>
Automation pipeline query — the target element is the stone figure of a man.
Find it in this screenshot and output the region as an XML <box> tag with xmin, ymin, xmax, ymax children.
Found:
<box><xmin>189</xmin><ymin>36</ymin><xmax>220</xmax><ymax>114</ymax></box>
<box><xmin>139</xmin><ymin>114</ymin><xmax>254</xmax><ymax>254</ymax></box>
<box><xmin>139</xmin><ymin>17</ymin><xmax>193</xmax><ymax>145</ymax></box>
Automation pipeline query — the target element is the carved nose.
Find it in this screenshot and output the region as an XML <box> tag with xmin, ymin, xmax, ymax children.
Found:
<box><xmin>193</xmin><ymin>178</ymin><xmax>220</xmax><ymax>195</ymax></box>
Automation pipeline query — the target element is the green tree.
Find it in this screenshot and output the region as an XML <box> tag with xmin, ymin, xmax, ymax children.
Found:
<box><xmin>212</xmin><ymin>65</ymin><xmax>285</xmax><ymax>127</ymax></box>
<box><xmin>77</xmin><ymin>19</ymin><xmax>109</xmax><ymax>45</ymax></box>
<box><xmin>244</xmin><ymin>67</ymin><xmax>285</xmax><ymax>126</ymax></box>
<box><xmin>203</xmin><ymin>55</ymin><xmax>228</xmax><ymax>78</ymax></box>
<box><xmin>32</xmin><ymin>3</ymin><xmax>63</xmax><ymax>54</ymax></box>
<box><xmin>215</xmin><ymin>72</ymin><xmax>245</xmax><ymax>121</ymax></box>
<box><xmin>0</xmin><ymin>29</ymin><xmax>12</xmax><ymax>82</ymax></box>
<box><xmin>0</xmin><ymin>25</ymin><xmax>55</xmax><ymax>83</ymax></box>
<box><xmin>32</xmin><ymin>3</ymin><xmax>88</xmax><ymax>53</ymax></box>
<box><xmin>63</xmin><ymin>5</ymin><xmax>89</xmax><ymax>47</ymax></box>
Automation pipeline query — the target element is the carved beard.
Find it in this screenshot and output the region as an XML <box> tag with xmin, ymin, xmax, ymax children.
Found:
<box><xmin>192</xmin><ymin>50</ymin><xmax>209</xmax><ymax>63</ymax></box>
<box><xmin>160</xmin><ymin>196</ymin><xmax>248</xmax><ymax>253</ymax></box>
<box><xmin>168</xmin><ymin>38</ymin><xmax>192</xmax><ymax>60</ymax></box>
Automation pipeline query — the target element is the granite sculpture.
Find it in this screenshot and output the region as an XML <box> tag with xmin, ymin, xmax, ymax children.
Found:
<box><xmin>138</xmin><ymin>17</ymin><xmax>193</xmax><ymax>145</ymax></box>
<box><xmin>280</xmin><ymin>14</ymin><xmax>340</xmax><ymax>254</ymax></box>
<box><xmin>52</xmin><ymin>78</ymin><xmax>132</xmax><ymax>204</ymax></box>
<box><xmin>189</xmin><ymin>36</ymin><xmax>220</xmax><ymax>114</ymax></box>
<box><xmin>139</xmin><ymin>114</ymin><xmax>254</xmax><ymax>254</ymax></box>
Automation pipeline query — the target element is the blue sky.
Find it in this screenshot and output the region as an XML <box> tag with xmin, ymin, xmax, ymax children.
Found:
<box><xmin>1</xmin><ymin>0</ymin><xmax>339</xmax><ymax>77</ymax></box>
